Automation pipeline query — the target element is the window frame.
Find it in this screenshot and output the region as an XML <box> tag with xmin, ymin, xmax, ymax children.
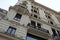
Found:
<box><xmin>14</xmin><ymin>13</ymin><xmax>22</xmax><ymax>21</ymax></box>
<box><xmin>7</xmin><ymin>26</ymin><xmax>16</xmax><ymax>35</ymax></box>
<box><xmin>31</xmin><ymin>6</ymin><xmax>39</xmax><ymax>14</ymax></box>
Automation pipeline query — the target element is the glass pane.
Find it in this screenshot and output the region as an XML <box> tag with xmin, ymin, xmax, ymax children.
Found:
<box><xmin>14</xmin><ymin>13</ymin><xmax>22</xmax><ymax>21</ymax></box>
<box><xmin>7</xmin><ymin>28</ymin><xmax>12</xmax><ymax>34</ymax></box>
<box><xmin>11</xmin><ymin>29</ymin><xmax>16</xmax><ymax>35</ymax></box>
<box><xmin>15</xmin><ymin>13</ymin><xmax>22</xmax><ymax>19</ymax></box>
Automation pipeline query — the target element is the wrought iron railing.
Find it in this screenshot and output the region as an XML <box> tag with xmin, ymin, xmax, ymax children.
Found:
<box><xmin>27</xmin><ymin>23</ymin><xmax>49</xmax><ymax>34</ymax></box>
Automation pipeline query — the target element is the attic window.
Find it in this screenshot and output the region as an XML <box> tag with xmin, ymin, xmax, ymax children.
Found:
<box><xmin>14</xmin><ymin>13</ymin><xmax>22</xmax><ymax>21</ymax></box>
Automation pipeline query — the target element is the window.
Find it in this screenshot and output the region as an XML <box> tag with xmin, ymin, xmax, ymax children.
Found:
<box><xmin>31</xmin><ymin>6</ymin><xmax>33</xmax><ymax>8</ymax></box>
<box><xmin>45</xmin><ymin>15</ymin><xmax>51</xmax><ymax>19</ymax></box>
<box><xmin>34</xmin><ymin>14</ymin><xmax>37</xmax><ymax>18</ymax></box>
<box><xmin>57</xmin><ymin>30</ymin><xmax>60</xmax><ymax>37</ymax></box>
<box><xmin>37</xmin><ymin>23</ymin><xmax>41</xmax><ymax>29</ymax></box>
<box><xmin>7</xmin><ymin>26</ymin><xmax>16</xmax><ymax>35</ymax></box>
<box><xmin>34</xmin><ymin>10</ymin><xmax>37</xmax><ymax>13</ymax></box>
<box><xmin>27</xmin><ymin>33</ymin><xmax>47</xmax><ymax>40</ymax></box>
<box><xmin>31</xmin><ymin>9</ymin><xmax>33</xmax><ymax>12</ymax></box>
<box><xmin>52</xmin><ymin>28</ymin><xmax>57</xmax><ymax>36</ymax></box>
<box><xmin>31</xmin><ymin>21</ymin><xmax>36</xmax><ymax>28</ymax></box>
<box><xmin>31</xmin><ymin>6</ymin><xmax>39</xmax><ymax>13</ymax></box>
<box><xmin>14</xmin><ymin>13</ymin><xmax>22</xmax><ymax>21</ymax></box>
<box><xmin>45</xmin><ymin>11</ymin><xmax>51</xmax><ymax>19</ymax></box>
<box><xmin>50</xmin><ymin>21</ymin><xmax>53</xmax><ymax>25</ymax></box>
<box><xmin>31</xmin><ymin>14</ymin><xmax>33</xmax><ymax>16</ymax></box>
<box><xmin>47</xmin><ymin>30</ymin><xmax>49</xmax><ymax>33</ymax></box>
<box><xmin>27</xmin><ymin>21</ymin><xmax>36</xmax><ymax>28</ymax></box>
<box><xmin>48</xmin><ymin>16</ymin><xmax>51</xmax><ymax>19</ymax></box>
<box><xmin>48</xmin><ymin>21</ymin><xmax>53</xmax><ymax>25</ymax></box>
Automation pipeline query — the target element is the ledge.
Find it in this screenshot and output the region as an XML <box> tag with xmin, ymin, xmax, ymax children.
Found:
<box><xmin>0</xmin><ymin>32</ymin><xmax>24</xmax><ymax>40</ymax></box>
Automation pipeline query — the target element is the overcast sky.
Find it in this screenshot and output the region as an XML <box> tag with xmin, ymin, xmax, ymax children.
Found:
<box><xmin>0</xmin><ymin>0</ymin><xmax>60</xmax><ymax>12</ymax></box>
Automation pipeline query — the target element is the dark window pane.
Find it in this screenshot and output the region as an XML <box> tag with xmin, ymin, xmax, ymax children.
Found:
<box><xmin>7</xmin><ymin>28</ymin><xmax>12</xmax><ymax>34</ymax></box>
<box><xmin>14</xmin><ymin>13</ymin><xmax>22</xmax><ymax>21</ymax></box>
<box><xmin>48</xmin><ymin>16</ymin><xmax>51</xmax><ymax>19</ymax></box>
<box><xmin>47</xmin><ymin>30</ymin><xmax>49</xmax><ymax>33</ymax></box>
<box><xmin>34</xmin><ymin>10</ymin><xmax>37</xmax><ymax>13</ymax></box>
<box><xmin>52</xmin><ymin>28</ymin><xmax>57</xmax><ymax>36</ymax></box>
<box><xmin>57</xmin><ymin>30</ymin><xmax>60</xmax><ymax>37</ymax></box>
<box><xmin>11</xmin><ymin>29</ymin><xmax>16</xmax><ymax>35</ymax></box>
<box><xmin>50</xmin><ymin>21</ymin><xmax>53</xmax><ymax>25</ymax></box>
<box><xmin>7</xmin><ymin>26</ymin><xmax>16</xmax><ymax>35</ymax></box>
<box><xmin>34</xmin><ymin>15</ymin><xmax>37</xmax><ymax>18</ymax></box>
<box><xmin>31</xmin><ymin>21</ymin><xmax>35</xmax><ymax>26</ymax></box>
<box><xmin>15</xmin><ymin>13</ymin><xmax>22</xmax><ymax>19</ymax></box>
<box><xmin>31</xmin><ymin>9</ymin><xmax>33</xmax><ymax>11</ymax></box>
<box><xmin>37</xmin><ymin>23</ymin><xmax>41</xmax><ymax>29</ymax></box>
<box><xmin>37</xmin><ymin>23</ymin><xmax>41</xmax><ymax>27</ymax></box>
<box><xmin>31</xmin><ymin>6</ymin><xmax>38</xmax><ymax>13</ymax></box>
<box><xmin>31</xmin><ymin>21</ymin><xmax>36</xmax><ymax>28</ymax></box>
<box><xmin>31</xmin><ymin>6</ymin><xmax>33</xmax><ymax>8</ymax></box>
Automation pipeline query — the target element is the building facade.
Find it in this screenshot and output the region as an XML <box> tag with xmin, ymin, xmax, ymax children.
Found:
<box><xmin>0</xmin><ymin>0</ymin><xmax>60</xmax><ymax>40</ymax></box>
<box><xmin>0</xmin><ymin>8</ymin><xmax>7</xmax><ymax>19</ymax></box>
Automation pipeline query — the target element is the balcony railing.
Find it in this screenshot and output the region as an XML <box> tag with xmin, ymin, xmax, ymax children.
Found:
<box><xmin>0</xmin><ymin>28</ymin><xmax>23</xmax><ymax>40</ymax></box>
<box><xmin>39</xmin><ymin>28</ymin><xmax>49</xmax><ymax>33</ymax></box>
<box><xmin>13</xmin><ymin>17</ymin><xmax>21</xmax><ymax>22</ymax></box>
<box><xmin>27</xmin><ymin>23</ymin><xmax>49</xmax><ymax>34</ymax></box>
<box><xmin>0</xmin><ymin>32</ymin><xmax>24</xmax><ymax>40</ymax></box>
<box><xmin>5</xmin><ymin>32</ymin><xmax>15</xmax><ymax>37</ymax></box>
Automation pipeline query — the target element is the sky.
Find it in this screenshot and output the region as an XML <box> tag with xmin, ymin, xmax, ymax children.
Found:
<box><xmin>0</xmin><ymin>0</ymin><xmax>60</xmax><ymax>12</ymax></box>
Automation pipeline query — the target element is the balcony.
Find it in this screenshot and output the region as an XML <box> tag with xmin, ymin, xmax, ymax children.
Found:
<box><xmin>27</xmin><ymin>23</ymin><xmax>49</xmax><ymax>39</ymax></box>
<box><xmin>27</xmin><ymin>23</ymin><xmax>49</xmax><ymax>33</ymax></box>
<box><xmin>0</xmin><ymin>28</ymin><xmax>24</xmax><ymax>40</ymax></box>
<box><xmin>0</xmin><ymin>32</ymin><xmax>24</xmax><ymax>40</ymax></box>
